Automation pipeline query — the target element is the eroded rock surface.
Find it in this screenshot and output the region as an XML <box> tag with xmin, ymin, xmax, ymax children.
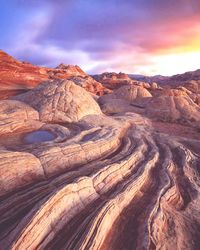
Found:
<box><xmin>146</xmin><ymin>95</ymin><xmax>200</xmax><ymax>126</ymax></box>
<box><xmin>113</xmin><ymin>85</ymin><xmax>152</xmax><ymax>101</ymax></box>
<box><xmin>92</xmin><ymin>72</ymin><xmax>132</xmax><ymax>89</ymax></box>
<box><xmin>0</xmin><ymin>100</ymin><xmax>42</xmax><ymax>135</ymax></box>
<box><xmin>0</xmin><ymin>74</ymin><xmax>200</xmax><ymax>250</ymax></box>
<box><xmin>13</xmin><ymin>79</ymin><xmax>102</xmax><ymax>123</ymax></box>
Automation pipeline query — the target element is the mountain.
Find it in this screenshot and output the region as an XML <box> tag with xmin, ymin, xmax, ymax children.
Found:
<box><xmin>129</xmin><ymin>74</ymin><xmax>169</xmax><ymax>84</ymax></box>
<box><xmin>129</xmin><ymin>69</ymin><xmax>200</xmax><ymax>87</ymax></box>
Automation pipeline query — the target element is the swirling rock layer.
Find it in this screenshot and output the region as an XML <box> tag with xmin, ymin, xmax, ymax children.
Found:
<box><xmin>0</xmin><ymin>79</ymin><xmax>200</xmax><ymax>250</ymax></box>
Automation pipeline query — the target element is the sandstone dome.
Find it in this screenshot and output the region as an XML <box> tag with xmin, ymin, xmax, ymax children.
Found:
<box><xmin>14</xmin><ymin>79</ymin><xmax>102</xmax><ymax>123</ymax></box>
<box><xmin>160</xmin><ymin>88</ymin><xmax>189</xmax><ymax>97</ymax></box>
<box><xmin>0</xmin><ymin>100</ymin><xmax>40</xmax><ymax>134</ymax></box>
<box><xmin>98</xmin><ymin>84</ymin><xmax>152</xmax><ymax>115</ymax></box>
<box><xmin>113</xmin><ymin>85</ymin><xmax>152</xmax><ymax>102</ymax></box>
<box><xmin>146</xmin><ymin>95</ymin><xmax>200</xmax><ymax>125</ymax></box>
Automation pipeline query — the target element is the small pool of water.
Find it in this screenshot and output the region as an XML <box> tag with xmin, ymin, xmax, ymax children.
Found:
<box><xmin>24</xmin><ymin>130</ymin><xmax>55</xmax><ymax>144</ymax></box>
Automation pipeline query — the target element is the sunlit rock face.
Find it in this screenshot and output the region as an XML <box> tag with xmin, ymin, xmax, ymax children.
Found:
<box><xmin>0</xmin><ymin>100</ymin><xmax>42</xmax><ymax>135</ymax></box>
<box><xmin>100</xmin><ymin>84</ymin><xmax>200</xmax><ymax>128</ymax></box>
<box><xmin>114</xmin><ymin>85</ymin><xmax>152</xmax><ymax>101</ymax></box>
<box><xmin>0</xmin><ymin>50</ymin><xmax>49</xmax><ymax>90</ymax></box>
<box><xmin>92</xmin><ymin>72</ymin><xmax>163</xmax><ymax>96</ymax></box>
<box><xmin>92</xmin><ymin>72</ymin><xmax>132</xmax><ymax>89</ymax></box>
<box><xmin>1</xmin><ymin>65</ymin><xmax>200</xmax><ymax>249</ymax></box>
<box><xmin>13</xmin><ymin>79</ymin><xmax>102</xmax><ymax>123</ymax></box>
<box><xmin>69</xmin><ymin>76</ymin><xmax>110</xmax><ymax>96</ymax></box>
<box><xmin>99</xmin><ymin>84</ymin><xmax>152</xmax><ymax>114</ymax></box>
<box><xmin>146</xmin><ymin>95</ymin><xmax>200</xmax><ymax>126</ymax></box>
<box><xmin>0</xmin><ymin>50</ymin><xmax>107</xmax><ymax>99</ymax></box>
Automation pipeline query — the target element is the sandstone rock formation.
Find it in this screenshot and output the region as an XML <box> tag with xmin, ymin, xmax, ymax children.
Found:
<box><xmin>99</xmin><ymin>84</ymin><xmax>152</xmax><ymax>114</ymax></box>
<box><xmin>1</xmin><ymin>101</ymin><xmax>200</xmax><ymax>249</ymax></box>
<box><xmin>0</xmin><ymin>50</ymin><xmax>107</xmax><ymax>98</ymax></box>
<box><xmin>0</xmin><ymin>150</ymin><xmax>43</xmax><ymax>196</ymax></box>
<box><xmin>146</xmin><ymin>95</ymin><xmax>200</xmax><ymax>126</ymax></box>
<box><xmin>1</xmin><ymin>61</ymin><xmax>200</xmax><ymax>249</ymax></box>
<box><xmin>0</xmin><ymin>50</ymin><xmax>49</xmax><ymax>90</ymax></box>
<box><xmin>129</xmin><ymin>69</ymin><xmax>200</xmax><ymax>108</ymax></box>
<box><xmin>0</xmin><ymin>100</ymin><xmax>42</xmax><ymax>135</ymax></box>
<box><xmin>114</xmin><ymin>85</ymin><xmax>152</xmax><ymax>101</ymax></box>
<box><xmin>93</xmin><ymin>72</ymin><xmax>163</xmax><ymax>96</ymax></box>
<box><xmin>92</xmin><ymin>72</ymin><xmax>132</xmax><ymax>89</ymax></box>
<box><xmin>99</xmin><ymin>84</ymin><xmax>200</xmax><ymax>129</ymax></box>
<box><xmin>69</xmin><ymin>76</ymin><xmax>110</xmax><ymax>96</ymax></box>
<box><xmin>99</xmin><ymin>84</ymin><xmax>152</xmax><ymax>103</ymax></box>
<box><xmin>13</xmin><ymin>79</ymin><xmax>102</xmax><ymax>123</ymax></box>
<box><xmin>55</xmin><ymin>63</ymin><xmax>87</xmax><ymax>75</ymax></box>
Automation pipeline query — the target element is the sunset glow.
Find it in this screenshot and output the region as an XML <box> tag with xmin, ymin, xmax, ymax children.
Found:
<box><xmin>0</xmin><ymin>0</ymin><xmax>200</xmax><ymax>75</ymax></box>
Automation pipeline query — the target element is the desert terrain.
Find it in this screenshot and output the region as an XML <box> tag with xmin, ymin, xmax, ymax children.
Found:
<box><xmin>0</xmin><ymin>51</ymin><xmax>200</xmax><ymax>249</ymax></box>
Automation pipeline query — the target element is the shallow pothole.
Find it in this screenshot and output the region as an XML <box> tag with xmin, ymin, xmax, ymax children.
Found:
<box><xmin>24</xmin><ymin>130</ymin><xmax>56</xmax><ymax>144</ymax></box>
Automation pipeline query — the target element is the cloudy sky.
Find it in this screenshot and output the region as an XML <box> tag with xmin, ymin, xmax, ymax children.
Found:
<box><xmin>1</xmin><ymin>0</ymin><xmax>200</xmax><ymax>75</ymax></box>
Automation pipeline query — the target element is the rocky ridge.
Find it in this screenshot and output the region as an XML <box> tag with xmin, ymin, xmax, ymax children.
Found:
<box><xmin>0</xmin><ymin>50</ymin><xmax>107</xmax><ymax>99</ymax></box>
<box><xmin>129</xmin><ymin>69</ymin><xmax>200</xmax><ymax>88</ymax></box>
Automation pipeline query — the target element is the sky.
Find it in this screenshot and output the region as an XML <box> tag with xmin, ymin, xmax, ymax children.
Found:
<box><xmin>0</xmin><ymin>0</ymin><xmax>200</xmax><ymax>76</ymax></box>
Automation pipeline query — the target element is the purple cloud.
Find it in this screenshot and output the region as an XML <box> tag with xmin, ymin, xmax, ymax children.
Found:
<box><xmin>1</xmin><ymin>0</ymin><xmax>200</xmax><ymax>74</ymax></box>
